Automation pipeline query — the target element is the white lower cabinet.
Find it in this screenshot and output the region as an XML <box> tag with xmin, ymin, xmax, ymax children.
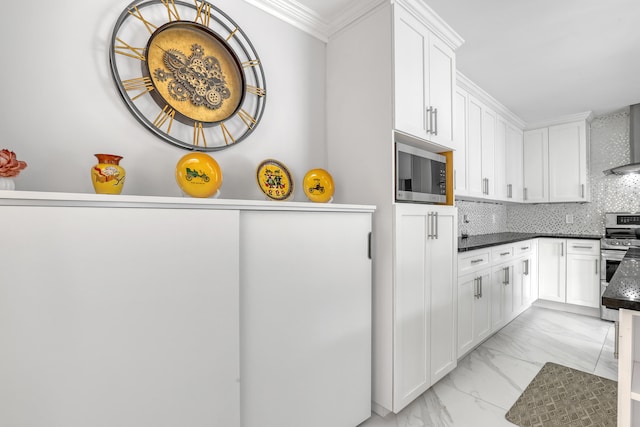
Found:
<box><xmin>458</xmin><ymin>240</ymin><xmax>538</xmax><ymax>358</ymax></box>
<box><xmin>241</xmin><ymin>210</ymin><xmax>373</xmax><ymax>427</ymax></box>
<box><xmin>538</xmin><ymin>238</ymin><xmax>600</xmax><ymax>308</ymax></box>
<box><xmin>457</xmin><ymin>268</ymin><xmax>492</xmax><ymax>356</ymax></box>
<box><xmin>0</xmin><ymin>206</ymin><xmax>242</xmax><ymax>427</ymax></box>
<box><xmin>0</xmin><ymin>200</ymin><xmax>374</xmax><ymax>427</ymax></box>
<box><xmin>394</xmin><ymin>204</ymin><xmax>457</xmax><ymax>412</ymax></box>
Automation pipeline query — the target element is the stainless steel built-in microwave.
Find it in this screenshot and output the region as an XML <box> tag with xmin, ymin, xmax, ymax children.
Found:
<box><xmin>395</xmin><ymin>142</ymin><xmax>447</xmax><ymax>203</ymax></box>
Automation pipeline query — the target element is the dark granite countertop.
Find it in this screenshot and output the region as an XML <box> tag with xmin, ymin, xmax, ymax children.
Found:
<box><xmin>602</xmin><ymin>247</ymin><xmax>640</xmax><ymax>311</ymax></box>
<box><xmin>458</xmin><ymin>232</ymin><xmax>603</xmax><ymax>252</ymax></box>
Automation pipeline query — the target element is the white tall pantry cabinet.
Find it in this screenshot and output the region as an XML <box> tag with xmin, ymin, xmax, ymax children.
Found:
<box><xmin>327</xmin><ymin>0</ymin><xmax>462</xmax><ymax>415</ymax></box>
<box><xmin>393</xmin><ymin>204</ymin><xmax>457</xmax><ymax>411</ymax></box>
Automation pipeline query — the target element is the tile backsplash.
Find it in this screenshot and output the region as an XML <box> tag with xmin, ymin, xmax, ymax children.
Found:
<box><xmin>456</xmin><ymin>109</ymin><xmax>640</xmax><ymax>236</ymax></box>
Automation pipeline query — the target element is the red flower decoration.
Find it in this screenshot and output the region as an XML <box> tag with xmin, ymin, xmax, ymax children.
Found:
<box><xmin>0</xmin><ymin>149</ymin><xmax>28</xmax><ymax>178</ymax></box>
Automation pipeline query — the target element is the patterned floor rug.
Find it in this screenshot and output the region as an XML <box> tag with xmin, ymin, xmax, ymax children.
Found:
<box><xmin>505</xmin><ymin>362</ymin><xmax>617</xmax><ymax>426</ymax></box>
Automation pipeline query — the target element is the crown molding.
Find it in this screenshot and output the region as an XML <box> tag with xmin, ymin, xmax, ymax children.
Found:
<box><xmin>243</xmin><ymin>0</ymin><xmax>386</xmax><ymax>42</ymax></box>
<box><xmin>457</xmin><ymin>72</ymin><xmax>527</xmax><ymax>129</ymax></box>
<box><xmin>242</xmin><ymin>0</ymin><xmax>330</xmax><ymax>42</ymax></box>
<box><xmin>525</xmin><ymin>111</ymin><xmax>595</xmax><ymax>130</ymax></box>
<box><xmin>394</xmin><ymin>0</ymin><xmax>464</xmax><ymax>50</ymax></box>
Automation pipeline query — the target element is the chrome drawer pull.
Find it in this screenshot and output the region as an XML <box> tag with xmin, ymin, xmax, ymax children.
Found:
<box><xmin>500</xmin><ymin>252</ymin><xmax>510</xmax><ymax>256</ymax></box>
<box><xmin>572</xmin><ymin>245</ymin><xmax>593</xmax><ymax>249</ymax></box>
<box><xmin>470</xmin><ymin>259</ymin><xmax>484</xmax><ymax>264</ymax></box>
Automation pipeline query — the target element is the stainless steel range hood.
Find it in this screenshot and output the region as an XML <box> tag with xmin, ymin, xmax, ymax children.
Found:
<box><xmin>604</xmin><ymin>104</ymin><xmax>640</xmax><ymax>175</ymax></box>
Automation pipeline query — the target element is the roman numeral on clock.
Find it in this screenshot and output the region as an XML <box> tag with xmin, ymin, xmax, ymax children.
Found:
<box><xmin>122</xmin><ymin>77</ymin><xmax>154</xmax><ymax>100</ymax></box>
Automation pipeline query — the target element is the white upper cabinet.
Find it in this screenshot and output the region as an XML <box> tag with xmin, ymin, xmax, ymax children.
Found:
<box><xmin>548</xmin><ymin>121</ymin><xmax>590</xmax><ymax>202</ymax></box>
<box><xmin>505</xmin><ymin>123</ymin><xmax>524</xmax><ymax>202</ymax></box>
<box><xmin>494</xmin><ymin>115</ymin><xmax>508</xmax><ymax>201</ymax></box>
<box><xmin>453</xmin><ymin>87</ymin><xmax>468</xmax><ymax>194</ymax></box>
<box><xmin>455</xmin><ymin>74</ymin><xmax>525</xmax><ymax>202</ymax></box>
<box><xmin>523</xmin><ymin>128</ymin><xmax>549</xmax><ymax>203</ymax></box>
<box><xmin>523</xmin><ymin>114</ymin><xmax>592</xmax><ymax>203</ymax></box>
<box><xmin>394</xmin><ymin>3</ymin><xmax>456</xmax><ymax>149</ymax></box>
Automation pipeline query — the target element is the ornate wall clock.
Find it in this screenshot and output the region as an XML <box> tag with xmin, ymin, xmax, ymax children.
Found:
<box><xmin>109</xmin><ymin>0</ymin><xmax>267</xmax><ymax>151</ymax></box>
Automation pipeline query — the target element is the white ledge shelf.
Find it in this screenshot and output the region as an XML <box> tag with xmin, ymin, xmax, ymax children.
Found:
<box><xmin>0</xmin><ymin>190</ymin><xmax>375</xmax><ymax>213</ymax></box>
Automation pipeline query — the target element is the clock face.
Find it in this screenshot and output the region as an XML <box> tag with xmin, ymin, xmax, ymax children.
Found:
<box><xmin>109</xmin><ymin>0</ymin><xmax>267</xmax><ymax>151</ymax></box>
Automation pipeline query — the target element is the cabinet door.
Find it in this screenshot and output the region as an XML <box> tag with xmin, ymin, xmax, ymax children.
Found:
<box><xmin>240</xmin><ymin>211</ymin><xmax>372</xmax><ymax>427</ymax></box>
<box><xmin>474</xmin><ymin>271</ymin><xmax>493</xmax><ymax>345</ymax></box>
<box><xmin>548</xmin><ymin>121</ymin><xmax>589</xmax><ymax>202</ymax></box>
<box><xmin>537</xmin><ymin>238</ymin><xmax>566</xmax><ymax>302</ymax></box>
<box><xmin>481</xmin><ymin>106</ymin><xmax>496</xmax><ymax>197</ymax></box>
<box><xmin>394</xmin><ymin>5</ymin><xmax>429</xmax><ymax>141</ymax></box>
<box><xmin>523</xmin><ymin>128</ymin><xmax>549</xmax><ymax>203</ymax></box>
<box><xmin>491</xmin><ymin>264</ymin><xmax>506</xmax><ymax>330</ymax></box>
<box><xmin>394</xmin><ymin>205</ymin><xmax>456</xmax><ymax>411</ymax></box>
<box><xmin>467</xmin><ymin>95</ymin><xmax>484</xmax><ymax>197</ymax></box>
<box><xmin>493</xmin><ymin>115</ymin><xmax>508</xmax><ymax>200</ymax></box>
<box><xmin>453</xmin><ymin>88</ymin><xmax>468</xmax><ymax>196</ymax></box>
<box><xmin>430</xmin><ymin>207</ymin><xmax>457</xmax><ymax>383</ymax></box>
<box><xmin>457</xmin><ymin>272</ymin><xmax>478</xmax><ymax>356</ymax></box>
<box><xmin>0</xmin><ymin>207</ymin><xmax>241</xmax><ymax>427</ymax></box>
<box><xmin>394</xmin><ymin>206</ymin><xmax>431</xmax><ymax>411</ymax></box>
<box><xmin>428</xmin><ymin>34</ymin><xmax>455</xmax><ymax>147</ymax></box>
<box><xmin>457</xmin><ymin>270</ymin><xmax>491</xmax><ymax>357</ymax></box>
<box><xmin>566</xmin><ymin>254</ymin><xmax>600</xmax><ymax>308</ymax></box>
<box><xmin>505</xmin><ymin>124</ymin><xmax>524</xmax><ymax>202</ymax></box>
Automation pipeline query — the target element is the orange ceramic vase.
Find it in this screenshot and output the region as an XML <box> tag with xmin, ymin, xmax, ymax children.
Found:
<box><xmin>91</xmin><ymin>154</ymin><xmax>125</xmax><ymax>194</ymax></box>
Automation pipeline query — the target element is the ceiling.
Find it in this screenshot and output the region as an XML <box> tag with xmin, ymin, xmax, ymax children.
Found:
<box><xmin>294</xmin><ymin>0</ymin><xmax>640</xmax><ymax>125</ymax></box>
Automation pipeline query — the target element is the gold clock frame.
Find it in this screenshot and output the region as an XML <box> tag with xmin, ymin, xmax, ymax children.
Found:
<box><xmin>109</xmin><ymin>0</ymin><xmax>267</xmax><ymax>151</ymax></box>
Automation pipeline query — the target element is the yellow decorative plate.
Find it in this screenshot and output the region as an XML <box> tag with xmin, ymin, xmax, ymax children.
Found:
<box><xmin>256</xmin><ymin>159</ymin><xmax>293</xmax><ymax>200</ymax></box>
<box><xmin>303</xmin><ymin>168</ymin><xmax>334</xmax><ymax>203</ymax></box>
<box><xmin>175</xmin><ymin>153</ymin><xmax>222</xmax><ymax>198</ymax></box>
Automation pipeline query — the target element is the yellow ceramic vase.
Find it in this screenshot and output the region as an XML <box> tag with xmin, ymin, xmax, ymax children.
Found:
<box><xmin>91</xmin><ymin>154</ymin><xmax>125</xmax><ymax>194</ymax></box>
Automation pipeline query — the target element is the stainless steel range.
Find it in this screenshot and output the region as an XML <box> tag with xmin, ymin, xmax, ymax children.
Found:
<box><xmin>601</xmin><ymin>212</ymin><xmax>640</xmax><ymax>321</ymax></box>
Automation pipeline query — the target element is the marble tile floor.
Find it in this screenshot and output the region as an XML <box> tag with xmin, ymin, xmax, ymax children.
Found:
<box><xmin>359</xmin><ymin>306</ymin><xmax>618</xmax><ymax>427</ymax></box>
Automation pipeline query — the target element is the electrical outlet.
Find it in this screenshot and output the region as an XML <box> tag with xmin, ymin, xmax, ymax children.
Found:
<box><xmin>566</xmin><ymin>214</ymin><xmax>574</xmax><ymax>224</ymax></box>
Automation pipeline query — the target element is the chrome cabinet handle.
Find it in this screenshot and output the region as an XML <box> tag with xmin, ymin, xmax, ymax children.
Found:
<box><xmin>523</xmin><ymin>188</ymin><xmax>528</xmax><ymax>201</ymax></box>
<box><xmin>425</xmin><ymin>106</ymin><xmax>432</xmax><ymax>134</ymax></box>
<box><xmin>561</xmin><ymin>242</ymin><xmax>564</xmax><ymax>257</ymax></box>
<box><xmin>479</xmin><ymin>276</ymin><xmax>483</xmax><ymax>298</ymax></box>
<box><xmin>471</xmin><ymin>259</ymin><xmax>484</xmax><ymax>264</ymax></box>
<box><xmin>434</xmin><ymin>212</ymin><xmax>439</xmax><ymax>240</ymax></box>
<box><xmin>521</xmin><ymin>246</ymin><xmax>529</xmax><ymax>250</ymax></box>
<box><xmin>581</xmin><ymin>184</ymin><xmax>585</xmax><ymax>198</ymax></box>
<box><xmin>572</xmin><ymin>245</ymin><xmax>593</xmax><ymax>249</ymax></box>
<box><xmin>427</xmin><ymin>212</ymin><xmax>434</xmax><ymax>239</ymax></box>
<box><xmin>503</xmin><ymin>267</ymin><xmax>509</xmax><ymax>285</ymax></box>
<box><xmin>524</xmin><ymin>259</ymin><xmax>529</xmax><ymax>276</ymax></box>
<box><xmin>474</xmin><ymin>277</ymin><xmax>479</xmax><ymax>298</ymax></box>
<box><xmin>500</xmin><ymin>251</ymin><xmax>510</xmax><ymax>256</ymax></box>
<box><xmin>433</xmin><ymin>108</ymin><xmax>438</xmax><ymax>135</ymax></box>
<box><xmin>507</xmin><ymin>183</ymin><xmax>512</xmax><ymax>198</ymax></box>
<box><xmin>595</xmin><ymin>259</ymin><xmax>598</xmax><ymax>275</ymax></box>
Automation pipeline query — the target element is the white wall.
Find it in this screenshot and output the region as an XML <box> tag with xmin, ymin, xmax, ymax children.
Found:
<box><xmin>1</xmin><ymin>0</ymin><xmax>326</xmax><ymax>201</ymax></box>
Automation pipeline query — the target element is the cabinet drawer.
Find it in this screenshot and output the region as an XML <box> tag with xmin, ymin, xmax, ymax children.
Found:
<box><xmin>491</xmin><ymin>244</ymin><xmax>514</xmax><ymax>263</ymax></box>
<box><xmin>514</xmin><ymin>240</ymin><xmax>534</xmax><ymax>256</ymax></box>
<box><xmin>459</xmin><ymin>249</ymin><xmax>491</xmax><ymax>274</ymax></box>
<box><xmin>566</xmin><ymin>239</ymin><xmax>600</xmax><ymax>255</ymax></box>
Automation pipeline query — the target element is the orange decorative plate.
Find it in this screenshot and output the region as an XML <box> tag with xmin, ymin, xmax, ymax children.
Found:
<box><xmin>175</xmin><ymin>153</ymin><xmax>223</xmax><ymax>198</ymax></box>
<box><xmin>303</xmin><ymin>168</ymin><xmax>334</xmax><ymax>203</ymax></box>
<box><xmin>256</xmin><ymin>159</ymin><xmax>293</xmax><ymax>201</ymax></box>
